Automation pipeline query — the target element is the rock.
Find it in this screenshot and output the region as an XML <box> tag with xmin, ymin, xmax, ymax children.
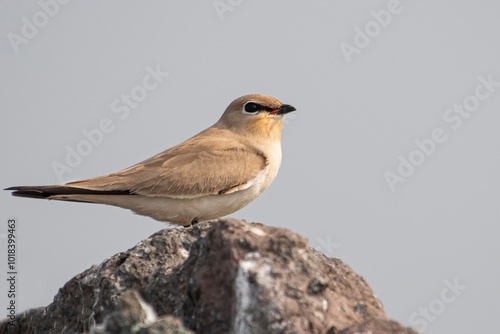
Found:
<box><xmin>91</xmin><ymin>290</ymin><xmax>193</xmax><ymax>334</ymax></box>
<box><xmin>0</xmin><ymin>219</ymin><xmax>417</xmax><ymax>334</ymax></box>
<box><xmin>331</xmin><ymin>317</ymin><xmax>419</xmax><ymax>334</ymax></box>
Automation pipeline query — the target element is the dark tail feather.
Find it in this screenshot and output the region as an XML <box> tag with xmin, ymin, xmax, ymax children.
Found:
<box><xmin>4</xmin><ymin>186</ymin><xmax>131</xmax><ymax>199</ymax></box>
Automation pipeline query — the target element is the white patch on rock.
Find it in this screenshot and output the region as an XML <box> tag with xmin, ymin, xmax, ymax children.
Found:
<box><xmin>138</xmin><ymin>296</ymin><xmax>158</xmax><ymax>325</ymax></box>
<box><xmin>231</xmin><ymin>252</ymin><xmax>274</xmax><ymax>334</ymax></box>
<box><xmin>179</xmin><ymin>247</ymin><xmax>189</xmax><ymax>259</ymax></box>
<box><xmin>248</xmin><ymin>226</ymin><xmax>266</xmax><ymax>236</ymax></box>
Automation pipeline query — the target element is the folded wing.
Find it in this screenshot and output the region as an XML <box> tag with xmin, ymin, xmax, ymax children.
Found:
<box><xmin>65</xmin><ymin>146</ymin><xmax>267</xmax><ymax>198</ymax></box>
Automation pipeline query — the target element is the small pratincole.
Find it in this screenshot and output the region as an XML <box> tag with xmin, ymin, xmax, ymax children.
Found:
<box><xmin>6</xmin><ymin>94</ymin><xmax>296</xmax><ymax>225</ymax></box>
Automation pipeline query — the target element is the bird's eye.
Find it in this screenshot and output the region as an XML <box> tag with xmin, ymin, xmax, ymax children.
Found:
<box><xmin>243</xmin><ymin>102</ymin><xmax>260</xmax><ymax>114</ymax></box>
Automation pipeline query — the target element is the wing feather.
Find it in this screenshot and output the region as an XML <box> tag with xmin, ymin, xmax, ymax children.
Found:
<box><xmin>65</xmin><ymin>128</ymin><xmax>267</xmax><ymax>198</ymax></box>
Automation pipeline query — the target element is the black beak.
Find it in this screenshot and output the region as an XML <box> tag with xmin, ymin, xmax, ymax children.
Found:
<box><xmin>275</xmin><ymin>104</ymin><xmax>296</xmax><ymax>115</ymax></box>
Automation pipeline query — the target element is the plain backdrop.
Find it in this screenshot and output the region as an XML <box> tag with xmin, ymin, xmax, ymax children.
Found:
<box><xmin>1</xmin><ymin>1</ymin><xmax>499</xmax><ymax>333</ymax></box>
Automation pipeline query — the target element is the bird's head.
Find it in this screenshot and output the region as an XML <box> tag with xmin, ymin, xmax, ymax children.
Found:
<box><xmin>216</xmin><ymin>94</ymin><xmax>296</xmax><ymax>139</ymax></box>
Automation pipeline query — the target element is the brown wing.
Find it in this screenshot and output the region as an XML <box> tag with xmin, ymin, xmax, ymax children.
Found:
<box><xmin>64</xmin><ymin>128</ymin><xmax>268</xmax><ymax>198</ymax></box>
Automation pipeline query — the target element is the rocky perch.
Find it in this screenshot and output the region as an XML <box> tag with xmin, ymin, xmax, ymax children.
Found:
<box><xmin>1</xmin><ymin>219</ymin><xmax>418</xmax><ymax>334</ymax></box>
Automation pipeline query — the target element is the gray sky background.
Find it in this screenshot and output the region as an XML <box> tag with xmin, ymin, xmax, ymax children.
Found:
<box><xmin>1</xmin><ymin>1</ymin><xmax>499</xmax><ymax>333</ymax></box>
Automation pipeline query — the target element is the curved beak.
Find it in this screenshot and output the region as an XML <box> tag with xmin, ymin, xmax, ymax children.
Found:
<box><xmin>270</xmin><ymin>104</ymin><xmax>296</xmax><ymax>115</ymax></box>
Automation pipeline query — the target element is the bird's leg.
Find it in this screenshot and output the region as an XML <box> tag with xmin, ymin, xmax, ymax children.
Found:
<box><xmin>183</xmin><ymin>217</ymin><xmax>199</xmax><ymax>228</ymax></box>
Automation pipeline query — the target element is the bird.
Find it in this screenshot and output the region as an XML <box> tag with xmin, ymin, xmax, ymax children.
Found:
<box><xmin>5</xmin><ymin>94</ymin><xmax>296</xmax><ymax>226</ymax></box>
